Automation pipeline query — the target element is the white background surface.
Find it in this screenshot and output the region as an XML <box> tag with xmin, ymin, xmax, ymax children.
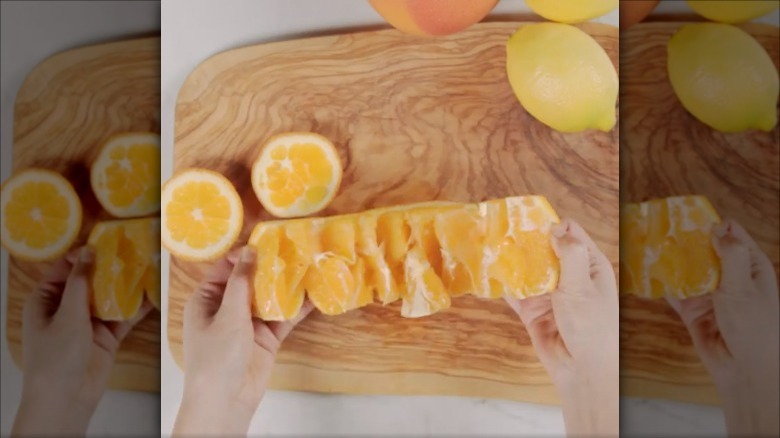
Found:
<box><xmin>1</xmin><ymin>0</ymin><xmax>777</xmax><ymax>437</ymax></box>
<box><xmin>0</xmin><ymin>2</ymin><xmax>161</xmax><ymax>436</ymax></box>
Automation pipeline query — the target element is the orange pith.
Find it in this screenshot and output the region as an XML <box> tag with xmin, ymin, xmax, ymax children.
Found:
<box><xmin>620</xmin><ymin>196</ymin><xmax>721</xmax><ymax>298</ymax></box>
<box><xmin>88</xmin><ymin>218</ymin><xmax>159</xmax><ymax>321</ymax></box>
<box><xmin>248</xmin><ymin>196</ymin><xmax>560</xmax><ymax>320</ymax></box>
<box><xmin>0</xmin><ymin>168</ymin><xmax>82</xmax><ymax>262</ymax></box>
<box><xmin>252</xmin><ymin>132</ymin><xmax>342</xmax><ymax>218</ymax></box>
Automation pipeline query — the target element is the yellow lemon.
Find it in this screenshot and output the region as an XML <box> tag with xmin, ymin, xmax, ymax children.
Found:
<box><xmin>526</xmin><ymin>0</ymin><xmax>618</xmax><ymax>23</ymax></box>
<box><xmin>687</xmin><ymin>0</ymin><xmax>780</xmax><ymax>24</ymax></box>
<box><xmin>668</xmin><ymin>23</ymin><xmax>778</xmax><ymax>132</ymax></box>
<box><xmin>506</xmin><ymin>23</ymin><xmax>618</xmax><ymax>133</ymax></box>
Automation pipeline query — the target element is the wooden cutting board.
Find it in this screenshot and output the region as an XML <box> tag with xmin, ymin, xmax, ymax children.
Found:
<box><xmin>6</xmin><ymin>37</ymin><xmax>161</xmax><ymax>392</ymax></box>
<box><xmin>620</xmin><ymin>22</ymin><xmax>780</xmax><ymax>405</ymax></box>
<box><xmin>169</xmin><ymin>22</ymin><xmax>619</xmax><ymax>405</ymax></box>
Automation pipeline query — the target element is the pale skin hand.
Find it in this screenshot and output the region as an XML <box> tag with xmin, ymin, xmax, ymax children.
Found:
<box><xmin>505</xmin><ymin>219</ymin><xmax>619</xmax><ymax>437</ymax></box>
<box><xmin>174</xmin><ymin>246</ymin><xmax>314</xmax><ymax>437</ymax></box>
<box><xmin>668</xmin><ymin>219</ymin><xmax>780</xmax><ymax>437</ymax></box>
<box><xmin>12</xmin><ymin>246</ymin><xmax>153</xmax><ymax>437</ymax></box>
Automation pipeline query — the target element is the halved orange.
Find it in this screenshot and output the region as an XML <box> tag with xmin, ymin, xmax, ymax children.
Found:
<box><xmin>91</xmin><ymin>132</ymin><xmax>160</xmax><ymax>218</ymax></box>
<box><xmin>620</xmin><ymin>196</ymin><xmax>721</xmax><ymax>298</ymax></box>
<box><xmin>161</xmin><ymin>169</ymin><xmax>243</xmax><ymax>261</ymax></box>
<box><xmin>88</xmin><ymin>218</ymin><xmax>158</xmax><ymax>321</ymax></box>
<box><xmin>0</xmin><ymin>168</ymin><xmax>82</xmax><ymax>262</ymax></box>
<box><xmin>251</xmin><ymin>132</ymin><xmax>342</xmax><ymax>218</ymax></box>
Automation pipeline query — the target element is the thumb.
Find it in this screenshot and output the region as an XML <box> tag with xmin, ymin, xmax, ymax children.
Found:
<box><xmin>551</xmin><ymin>220</ymin><xmax>591</xmax><ymax>296</ymax></box>
<box><xmin>217</xmin><ymin>246</ymin><xmax>255</xmax><ymax>319</ymax></box>
<box><xmin>55</xmin><ymin>246</ymin><xmax>94</xmax><ymax>322</ymax></box>
<box><xmin>712</xmin><ymin>221</ymin><xmax>752</xmax><ymax>294</ymax></box>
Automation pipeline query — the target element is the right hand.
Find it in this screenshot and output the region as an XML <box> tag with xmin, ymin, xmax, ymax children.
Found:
<box><xmin>667</xmin><ymin>219</ymin><xmax>779</xmax><ymax>436</ymax></box>
<box><xmin>505</xmin><ymin>219</ymin><xmax>619</xmax><ymax>437</ymax></box>
<box><xmin>174</xmin><ymin>246</ymin><xmax>313</xmax><ymax>436</ymax></box>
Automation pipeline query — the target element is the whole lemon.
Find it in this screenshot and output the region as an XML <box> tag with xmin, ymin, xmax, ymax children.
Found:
<box><xmin>526</xmin><ymin>0</ymin><xmax>618</xmax><ymax>24</ymax></box>
<box><xmin>506</xmin><ymin>23</ymin><xmax>618</xmax><ymax>133</ymax></box>
<box><xmin>687</xmin><ymin>0</ymin><xmax>780</xmax><ymax>24</ymax></box>
<box><xmin>668</xmin><ymin>23</ymin><xmax>779</xmax><ymax>132</ymax></box>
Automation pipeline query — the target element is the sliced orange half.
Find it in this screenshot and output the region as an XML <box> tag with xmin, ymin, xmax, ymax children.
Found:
<box><xmin>161</xmin><ymin>169</ymin><xmax>243</xmax><ymax>261</ymax></box>
<box><xmin>88</xmin><ymin>218</ymin><xmax>158</xmax><ymax>321</ymax></box>
<box><xmin>90</xmin><ymin>132</ymin><xmax>161</xmax><ymax>218</ymax></box>
<box><xmin>251</xmin><ymin>132</ymin><xmax>342</xmax><ymax>218</ymax></box>
<box><xmin>0</xmin><ymin>168</ymin><xmax>82</xmax><ymax>261</ymax></box>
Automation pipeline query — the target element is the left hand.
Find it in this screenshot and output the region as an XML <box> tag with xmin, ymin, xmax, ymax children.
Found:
<box><xmin>12</xmin><ymin>246</ymin><xmax>153</xmax><ymax>436</ymax></box>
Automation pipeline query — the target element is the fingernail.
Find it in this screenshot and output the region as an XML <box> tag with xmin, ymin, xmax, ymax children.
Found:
<box><xmin>79</xmin><ymin>247</ymin><xmax>95</xmax><ymax>263</ymax></box>
<box><xmin>240</xmin><ymin>246</ymin><xmax>255</xmax><ymax>263</ymax></box>
<box><xmin>552</xmin><ymin>222</ymin><xmax>567</xmax><ymax>238</ymax></box>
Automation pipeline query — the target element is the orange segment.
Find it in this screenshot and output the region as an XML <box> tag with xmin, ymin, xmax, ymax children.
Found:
<box><xmin>303</xmin><ymin>254</ymin><xmax>372</xmax><ymax>316</ymax></box>
<box><xmin>0</xmin><ymin>168</ymin><xmax>82</xmax><ymax>261</ymax></box>
<box><xmin>620</xmin><ymin>196</ymin><xmax>721</xmax><ymax>298</ymax></box>
<box><xmin>436</xmin><ymin>206</ymin><xmax>486</xmax><ymax>297</ymax></box>
<box><xmin>248</xmin><ymin>224</ymin><xmax>306</xmax><ymax>321</ymax></box>
<box><xmin>88</xmin><ymin>218</ymin><xmax>158</xmax><ymax>321</ymax></box>
<box><xmin>90</xmin><ymin>132</ymin><xmax>160</xmax><ymax>218</ymax></box>
<box><xmin>357</xmin><ymin>213</ymin><xmax>399</xmax><ymax>305</ymax></box>
<box><xmin>251</xmin><ymin>132</ymin><xmax>342</xmax><ymax>218</ymax></box>
<box><xmin>402</xmin><ymin>243</ymin><xmax>451</xmax><ymax>318</ymax></box>
<box><xmin>161</xmin><ymin>169</ymin><xmax>243</xmax><ymax>261</ymax></box>
<box><xmin>485</xmin><ymin>197</ymin><xmax>560</xmax><ymax>299</ymax></box>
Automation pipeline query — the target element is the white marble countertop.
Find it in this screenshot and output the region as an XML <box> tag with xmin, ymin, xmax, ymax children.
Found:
<box><xmin>1</xmin><ymin>0</ymin><xmax>777</xmax><ymax>436</ymax></box>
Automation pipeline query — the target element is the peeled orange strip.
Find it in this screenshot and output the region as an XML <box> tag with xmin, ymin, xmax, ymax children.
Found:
<box><xmin>162</xmin><ymin>169</ymin><xmax>243</xmax><ymax>261</ymax></box>
<box><xmin>0</xmin><ymin>168</ymin><xmax>82</xmax><ymax>262</ymax></box>
<box><xmin>251</xmin><ymin>132</ymin><xmax>342</xmax><ymax>218</ymax></box>
<box><xmin>91</xmin><ymin>132</ymin><xmax>161</xmax><ymax>218</ymax></box>
<box><xmin>620</xmin><ymin>196</ymin><xmax>721</xmax><ymax>299</ymax></box>
<box><xmin>88</xmin><ymin>217</ymin><xmax>159</xmax><ymax>321</ymax></box>
<box><xmin>248</xmin><ymin>196</ymin><xmax>560</xmax><ymax>321</ymax></box>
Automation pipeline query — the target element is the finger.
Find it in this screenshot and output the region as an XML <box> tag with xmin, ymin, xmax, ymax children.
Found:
<box><xmin>23</xmin><ymin>257</ymin><xmax>73</xmax><ymax>327</ymax></box>
<box><xmin>509</xmin><ymin>295</ymin><xmax>570</xmax><ymax>366</ymax></box>
<box><xmin>265</xmin><ymin>299</ymin><xmax>315</xmax><ymax>342</ymax></box>
<box><xmin>503</xmin><ymin>296</ymin><xmax>522</xmax><ymax>319</ymax></box>
<box><xmin>217</xmin><ymin>246</ymin><xmax>255</xmax><ymax>319</ymax></box>
<box><xmin>64</xmin><ymin>246</ymin><xmax>82</xmax><ymax>264</ymax></box>
<box><xmin>184</xmin><ymin>257</ymin><xmax>235</xmax><ymax>327</ymax></box>
<box><xmin>551</xmin><ymin>220</ymin><xmax>592</xmax><ymax>295</ymax></box>
<box><xmin>55</xmin><ymin>247</ymin><xmax>94</xmax><ymax>322</ymax></box>
<box><xmin>107</xmin><ymin>300</ymin><xmax>155</xmax><ymax>342</ymax></box>
<box><xmin>712</xmin><ymin>221</ymin><xmax>753</xmax><ymax>293</ymax></box>
<box><xmin>558</xmin><ymin>219</ymin><xmax>613</xmax><ymax>278</ymax></box>
<box><xmin>226</xmin><ymin>247</ymin><xmax>243</xmax><ymax>265</ymax></box>
<box><xmin>717</xmin><ymin>219</ymin><xmax>777</xmax><ymax>290</ymax></box>
<box><xmin>666</xmin><ymin>294</ymin><xmax>730</xmax><ymax>366</ymax></box>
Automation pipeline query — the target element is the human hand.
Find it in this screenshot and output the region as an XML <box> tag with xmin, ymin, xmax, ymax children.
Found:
<box><xmin>505</xmin><ymin>219</ymin><xmax>618</xmax><ymax>437</ymax></box>
<box><xmin>668</xmin><ymin>219</ymin><xmax>779</xmax><ymax>437</ymax></box>
<box><xmin>12</xmin><ymin>246</ymin><xmax>153</xmax><ymax>437</ymax></box>
<box><xmin>174</xmin><ymin>246</ymin><xmax>314</xmax><ymax>436</ymax></box>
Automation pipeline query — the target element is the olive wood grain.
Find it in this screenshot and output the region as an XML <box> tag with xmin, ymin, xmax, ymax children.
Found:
<box><xmin>169</xmin><ymin>22</ymin><xmax>619</xmax><ymax>405</ymax></box>
<box><xmin>7</xmin><ymin>37</ymin><xmax>161</xmax><ymax>392</ymax></box>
